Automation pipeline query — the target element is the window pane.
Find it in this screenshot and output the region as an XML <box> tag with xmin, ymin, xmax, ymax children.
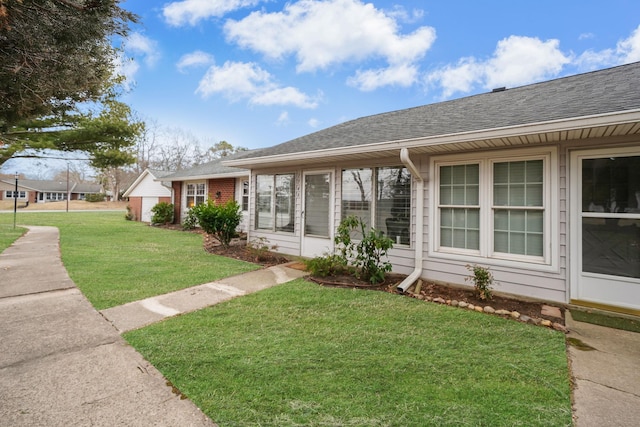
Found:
<box><xmin>582</xmin><ymin>219</ymin><xmax>640</xmax><ymax>278</ymax></box>
<box><xmin>305</xmin><ymin>173</ymin><xmax>330</xmax><ymax>237</ymax></box>
<box><xmin>527</xmin><ymin>184</ymin><xmax>543</xmax><ymax>206</ymax></box>
<box><xmin>493</xmin><ymin>160</ymin><xmax>543</xmax><ymax>208</ymax></box>
<box><xmin>275</xmin><ymin>174</ymin><xmax>295</xmax><ymax>232</ymax></box>
<box><xmin>494</xmin><ymin>209</ymin><xmax>543</xmax><ymax>256</ymax></box>
<box><xmin>377</xmin><ymin>167</ymin><xmax>410</xmax><ymax>245</ymax></box>
<box><xmin>582</xmin><ymin>156</ymin><xmax>640</xmax><ymax>213</ymax></box>
<box><xmin>342</xmin><ymin>169</ymin><xmax>372</xmax><ymax>237</ymax></box>
<box><xmin>440</xmin><ymin>207</ymin><xmax>479</xmax><ymax>250</ymax></box>
<box><xmin>256</xmin><ymin>175</ymin><xmax>273</xmax><ymax>229</ymax></box>
<box><xmin>440</xmin><ymin>164</ymin><xmax>479</xmax><ymax>206</ymax></box>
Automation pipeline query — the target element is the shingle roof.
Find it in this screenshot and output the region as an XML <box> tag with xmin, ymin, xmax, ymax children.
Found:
<box><xmin>233</xmin><ymin>62</ymin><xmax>640</xmax><ymax>160</ymax></box>
<box><xmin>163</xmin><ymin>153</ymin><xmax>251</xmax><ymax>181</ymax></box>
<box><xmin>1</xmin><ymin>179</ymin><xmax>101</xmax><ymax>193</ymax></box>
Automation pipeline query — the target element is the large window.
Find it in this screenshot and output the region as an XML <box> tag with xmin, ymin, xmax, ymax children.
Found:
<box><xmin>256</xmin><ymin>173</ymin><xmax>296</xmax><ymax>232</ymax></box>
<box><xmin>342</xmin><ymin>166</ymin><xmax>411</xmax><ymax>245</ymax></box>
<box><xmin>186</xmin><ymin>183</ymin><xmax>206</xmax><ymax>208</ymax></box>
<box><xmin>435</xmin><ymin>152</ymin><xmax>550</xmax><ymax>263</ymax></box>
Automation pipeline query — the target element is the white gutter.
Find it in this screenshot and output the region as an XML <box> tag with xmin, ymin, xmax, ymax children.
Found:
<box><xmin>397</xmin><ymin>148</ymin><xmax>424</xmax><ymax>293</ymax></box>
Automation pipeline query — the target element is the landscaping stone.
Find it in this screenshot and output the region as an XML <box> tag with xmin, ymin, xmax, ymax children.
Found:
<box><xmin>474</xmin><ymin>306</ymin><xmax>483</xmax><ymax>313</ymax></box>
<box><xmin>433</xmin><ymin>297</ymin><xmax>446</xmax><ymax>304</ymax></box>
<box><xmin>458</xmin><ymin>301</ymin><xmax>468</xmax><ymax>308</ymax></box>
<box><xmin>541</xmin><ymin>305</ymin><xmax>563</xmax><ymax>319</ymax></box>
<box><xmin>451</xmin><ymin>300</ymin><xmax>458</xmax><ymax>306</ymax></box>
<box><xmin>468</xmin><ymin>304</ymin><xmax>475</xmax><ymax>310</ymax></box>
<box><xmin>495</xmin><ymin>309</ymin><xmax>511</xmax><ymax>315</ymax></box>
<box><xmin>520</xmin><ymin>315</ymin><xmax>532</xmax><ymax>323</ymax></box>
<box><xmin>511</xmin><ymin>311</ymin><xmax>521</xmax><ymax>319</ymax></box>
<box><xmin>483</xmin><ymin>306</ymin><xmax>495</xmax><ymax>314</ymax></box>
<box><xmin>553</xmin><ymin>322</ymin><xmax>568</xmax><ymax>333</ymax></box>
<box><xmin>540</xmin><ymin>320</ymin><xmax>552</xmax><ymax>327</ymax></box>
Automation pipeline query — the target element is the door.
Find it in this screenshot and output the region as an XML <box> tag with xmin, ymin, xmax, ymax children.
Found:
<box><xmin>301</xmin><ymin>172</ymin><xmax>333</xmax><ymax>258</ymax></box>
<box><xmin>571</xmin><ymin>149</ymin><xmax>640</xmax><ymax>312</ymax></box>
<box><xmin>141</xmin><ymin>197</ymin><xmax>159</xmax><ymax>223</ymax></box>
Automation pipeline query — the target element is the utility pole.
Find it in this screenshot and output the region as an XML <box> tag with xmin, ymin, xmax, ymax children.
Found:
<box><xmin>13</xmin><ymin>172</ymin><xmax>18</xmax><ymax>229</ymax></box>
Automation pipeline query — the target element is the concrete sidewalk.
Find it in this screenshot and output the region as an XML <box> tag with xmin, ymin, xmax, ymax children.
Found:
<box><xmin>566</xmin><ymin>312</ymin><xmax>640</xmax><ymax>427</ymax></box>
<box><xmin>0</xmin><ymin>226</ymin><xmax>304</xmax><ymax>426</ymax></box>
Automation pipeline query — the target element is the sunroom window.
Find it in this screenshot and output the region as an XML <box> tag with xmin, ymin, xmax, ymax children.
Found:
<box><xmin>256</xmin><ymin>173</ymin><xmax>296</xmax><ymax>233</ymax></box>
<box><xmin>341</xmin><ymin>166</ymin><xmax>411</xmax><ymax>245</ymax></box>
<box><xmin>186</xmin><ymin>183</ymin><xmax>205</xmax><ymax>208</ymax></box>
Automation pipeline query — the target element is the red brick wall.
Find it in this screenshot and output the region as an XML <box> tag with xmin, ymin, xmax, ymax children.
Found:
<box><xmin>172</xmin><ymin>181</ymin><xmax>182</xmax><ymax>224</ymax></box>
<box><xmin>128</xmin><ymin>197</ymin><xmax>143</xmax><ymax>221</ymax></box>
<box><xmin>208</xmin><ymin>178</ymin><xmax>236</xmax><ymax>204</ymax></box>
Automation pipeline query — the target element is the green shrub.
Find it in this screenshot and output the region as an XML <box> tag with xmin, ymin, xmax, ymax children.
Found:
<box><xmin>304</xmin><ymin>253</ymin><xmax>348</xmax><ymax>277</ymax></box>
<box><xmin>150</xmin><ymin>202</ymin><xmax>174</xmax><ymax>225</ymax></box>
<box><xmin>193</xmin><ymin>200</ymin><xmax>241</xmax><ymax>248</ymax></box>
<box><xmin>246</xmin><ymin>237</ymin><xmax>279</xmax><ymax>261</ymax></box>
<box><xmin>465</xmin><ymin>264</ymin><xmax>495</xmax><ymax>300</ymax></box>
<box><xmin>125</xmin><ymin>205</ymin><xmax>135</xmax><ymax>221</ymax></box>
<box><xmin>334</xmin><ymin>215</ymin><xmax>394</xmax><ymax>284</ymax></box>
<box><xmin>85</xmin><ymin>193</ymin><xmax>106</xmax><ymax>202</ymax></box>
<box><xmin>182</xmin><ymin>207</ymin><xmax>199</xmax><ymax>230</ymax></box>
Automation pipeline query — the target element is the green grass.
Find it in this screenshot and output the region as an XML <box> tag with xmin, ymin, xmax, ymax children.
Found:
<box><xmin>125</xmin><ymin>280</ymin><xmax>572</xmax><ymax>427</ymax></box>
<box><xmin>0</xmin><ymin>223</ymin><xmax>27</xmax><ymax>252</ymax></box>
<box><xmin>0</xmin><ymin>211</ymin><xmax>259</xmax><ymax>309</ymax></box>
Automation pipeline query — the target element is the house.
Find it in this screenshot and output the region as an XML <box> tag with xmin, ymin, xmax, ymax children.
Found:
<box><xmin>161</xmin><ymin>158</ymin><xmax>250</xmax><ymax>231</ymax></box>
<box><xmin>122</xmin><ymin>169</ymin><xmax>173</xmax><ymax>222</ymax></box>
<box><xmin>225</xmin><ymin>62</ymin><xmax>640</xmax><ymax>316</ymax></box>
<box><xmin>0</xmin><ymin>178</ymin><xmax>102</xmax><ymax>204</ymax></box>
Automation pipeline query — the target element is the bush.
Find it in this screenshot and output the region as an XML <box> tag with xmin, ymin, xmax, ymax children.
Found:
<box><xmin>85</xmin><ymin>193</ymin><xmax>106</xmax><ymax>202</ymax></box>
<box><xmin>192</xmin><ymin>200</ymin><xmax>241</xmax><ymax>248</ymax></box>
<box><xmin>246</xmin><ymin>237</ymin><xmax>278</xmax><ymax>261</ymax></box>
<box><xmin>150</xmin><ymin>202</ymin><xmax>174</xmax><ymax>225</ymax></box>
<box><xmin>182</xmin><ymin>207</ymin><xmax>199</xmax><ymax>230</ymax></box>
<box><xmin>125</xmin><ymin>205</ymin><xmax>135</xmax><ymax>221</ymax></box>
<box><xmin>304</xmin><ymin>253</ymin><xmax>348</xmax><ymax>277</ymax></box>
<box><xmin>465</xmin><ymin>264</ymin><xmax>495</xmax><ymax>300</ymax></box>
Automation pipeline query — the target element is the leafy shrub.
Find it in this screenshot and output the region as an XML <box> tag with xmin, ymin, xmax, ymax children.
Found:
<box><xmin>193</xmin><ymin>200</ymin><xmax>241</xmax><ymax>248</ymax></box>
<box><xmin>85</xmin><ymin>193</ymin><xmax>106</xmax><ymax>202</ymax></box>
<box><xmin>304</xmin><ymin>253</ymin><xmax>349</xmax><ymax>277</ymax></box>
<box><xmin>151</xmin><ymin>202</ymin><xmax>174</xmax><ymax>225</ymax></box>
<box><xmin>125</xmin><ymin>205</ymin><xmax>135</xmax><ymax>221</ymax></box>
<box><xmin>182</xmin><ymin>207</ymin><xmax>199</xmax><ymax>230</ymax></box>
<box><xmin>334</xmin><ymin>215</ymin><xmax>394</xmax><ymax>284</ymax></box>
<box><xmin>465</xmin><ymin>264</ymin><xmax>495</xmax><ymax>300</ymax></box>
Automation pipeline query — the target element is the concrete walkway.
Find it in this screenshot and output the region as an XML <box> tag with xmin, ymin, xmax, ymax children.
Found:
<box><xmin>1</xmin><ymin>226</ymin><xmax>639</xmax><ymax>426</ymax></box>
<box><xmin>566</xmin><ymin>312</ymin><xmax>640</xmax><ymax>426</ymax></box>
<box><xmin>0</xmin><ymin>226</ymin><xmax>305</xmax><ymax>426</ymax></box>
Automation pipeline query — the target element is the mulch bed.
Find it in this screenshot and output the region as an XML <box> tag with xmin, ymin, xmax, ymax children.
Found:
<box><xmin>160</xmin><ymin>225</ymin><xmax>565</xmax><ymax>326</ymax></box>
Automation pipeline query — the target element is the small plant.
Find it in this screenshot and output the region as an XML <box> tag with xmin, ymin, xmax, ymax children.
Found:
<box><xmin>246</xmin><ymin>237</ymin><xmax>274</xmax><ymax>261</ymax></box>
<box><xmin>124</xmin><ymin>205</ymin><xmax>135</xmax><ymax>221</ymax></box>
<box><xmin>465</xmin><ymin>264</ymin><xmax>494</xmax><ymax>300</ymax></box>
<box><xmin>304</xmin><ymin>253</ymin><xmax>349</xmax><ymax>277</ymax></box>
<box><xmin>150</xmin><ymin>202</ymin><xmax>174</xmax><ymax>225</ymax></box>
<box><xmin>182</xmin><ymin>207</ymin><xmax>199</xmax><ymax>230</ymax></box>
<box><xmin>334</xmin><ymin>215</ymin><xmax>393</xmax><ymax>284</ymax></box>
<box><xmin>193</xmin><ymin>200</ymin><xmax>242</xmax><ymax>248</ymax></box>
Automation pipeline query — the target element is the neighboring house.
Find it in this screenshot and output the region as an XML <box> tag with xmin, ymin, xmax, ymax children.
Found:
<box><xmin>162</xmin><ymin>158</ymin><xmax>250</xmax><ymax>232</ymax></box>
<box><xmin>122</xmin><ymin>169</ymin><xmax>173</xmax><ymax>222</ymax></box>
<box><xmin>225</xmin><ymin>62</ymin><xmax>640</xmax><ymax>316</ymax></box>
<box><xmin>0</xmin><ymin>178</ymin><xmax>102</xmax><ymax>204</ymax></box>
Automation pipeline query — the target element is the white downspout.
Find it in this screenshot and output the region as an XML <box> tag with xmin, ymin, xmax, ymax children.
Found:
<box><xmin>397</xmin><ymin>148</ymin><xmax>424</xmax><ymax>293</ymax></box>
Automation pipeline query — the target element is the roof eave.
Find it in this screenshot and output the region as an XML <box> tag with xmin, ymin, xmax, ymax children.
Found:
<box><xmin>225</xmin><ymin>109</ymin><xmax>640</xmax><ymax>168</ymax></box>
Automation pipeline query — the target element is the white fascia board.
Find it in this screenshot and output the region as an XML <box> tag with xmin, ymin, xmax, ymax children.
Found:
<box><xmin>122</xmin><ymin>169</ymin><xmax>150</xmax><ymax>197</ymax></box>
<box><xmin>225</xmin><ymin>109</ymin><xmax>640</xmax><ymax>168</ymax></box>
<box><xmin>157</xmin><ymin>171</ymin><xmax>249</xmax><ymax>182</ymax></box>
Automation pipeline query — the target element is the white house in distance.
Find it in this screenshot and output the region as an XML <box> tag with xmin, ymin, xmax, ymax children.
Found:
<box><xmin>123</xmin><ymin>169</ymin><xmax>173</xmax><ymax>222</ymax></box>
<box><xmin>225</xmin><ymin>62</ymin><xmax>640</xmax><ymax>316</ymax></box>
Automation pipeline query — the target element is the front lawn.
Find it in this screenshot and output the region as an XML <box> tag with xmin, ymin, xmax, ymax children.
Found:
<box><xmin>125</xmin><ymin>280</ymin><xmax>572</xmax><ymax>426</ymax></box>
<box><xmin>0</xmin><ymin>211</ymin><xmax>259</xmax><ymax>309</ymax></box>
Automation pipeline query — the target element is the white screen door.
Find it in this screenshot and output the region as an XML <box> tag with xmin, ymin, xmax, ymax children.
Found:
<box><xmin>571</xmin><ymin>149</ymin><xmax>640</xmax><ymax>312</ymax></box>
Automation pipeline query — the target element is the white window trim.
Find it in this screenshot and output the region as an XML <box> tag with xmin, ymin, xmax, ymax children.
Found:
<box><xmin>429</xmin><ymin>147</ymin><xmax>558</xmax><ymax>272</ymax></box>
<box><xmin>183</xmin><ymin>181</ymin><xmax>207</xmax><ymax>210</ymax></box>
<box><xmin>255</xmin><ymin>173</ymin><xmax>296</xmax><ymax>234</ymax></box>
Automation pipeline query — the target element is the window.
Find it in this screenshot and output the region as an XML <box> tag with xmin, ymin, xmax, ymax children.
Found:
<box><xmin>241</xmin><ymin>180</ymin><xmax>249</xmax><ymax>211</ymax></box>
<box><xmin>255</xmin><ymin>173</ymin><xmax>296</xmax><ymax>232</ymax></box>
<box><xmin>5</xmin><ymin>191</ymin><xmax>26</xmax><ymax>199</ymax></box>
<box><xmin>186</xmin><ymin>183</ymin><xmax>206</xmax><ymax>208</ymax></box>
<box><xmin>342</xmin><ymin>166</ymin><xmax>411</xmax><ymax>245</ymax></box>
<box><xmin>434</xmin><ymin>151</ymin><xmax>551</xmax><ymax>264</ymax></box>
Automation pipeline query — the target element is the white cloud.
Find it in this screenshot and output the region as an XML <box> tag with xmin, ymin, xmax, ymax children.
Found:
<box><xmin>177</xmin><ymin>51</ymin><xmax>215</xmax><ymax>73</ymax></box>
<box><xmin>163</xmin><ymin>0</ymin><xmax>265</xmax><ymax>26</ymax></box>
<box><xmin>196</xmin><ymin>61</ymin><xmax>319</xmax><ymax>109</ymax></box>
<box><xmin>308</xmin><ymin>118</ymin><xmax>320</xmax><ymax>128</ymax></box>
<box><xmin>617</xmin><ymin>24</ymin><xmax>640</xmax><ymax>63</ymax></box>
<box><xmin>224</xmin><ymin>0</ymin><xmax>435</xmax><ymax>89</ymax></box>
<box><xmin>276</xmin><ymin>111</ymin><xmax>290</xmax><ymax>126</ymax></box>
<box><xmin>125</xmin><ymin>33</ymin><xmax>160</xmax><ymax>67</ymax></box>
<box><xmin>427</xmin><ymin>36</ymin><xmax>571</xmax><ymax>97</ymax></box>
<box><xmin>348</xmin><ymin>63</ymin><xmax>418</xmax><ymax>91</ymax></box>
<box><xmin>112</xmin><ymin>53</ymin><xmax>140</xmax><ymax>90</ymax></box>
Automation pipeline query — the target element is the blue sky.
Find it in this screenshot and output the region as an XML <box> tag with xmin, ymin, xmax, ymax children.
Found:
<box><xmin>4</xmin><ymin>0</ymin><xmax>640</xmax><ymax>177</ymax></box>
